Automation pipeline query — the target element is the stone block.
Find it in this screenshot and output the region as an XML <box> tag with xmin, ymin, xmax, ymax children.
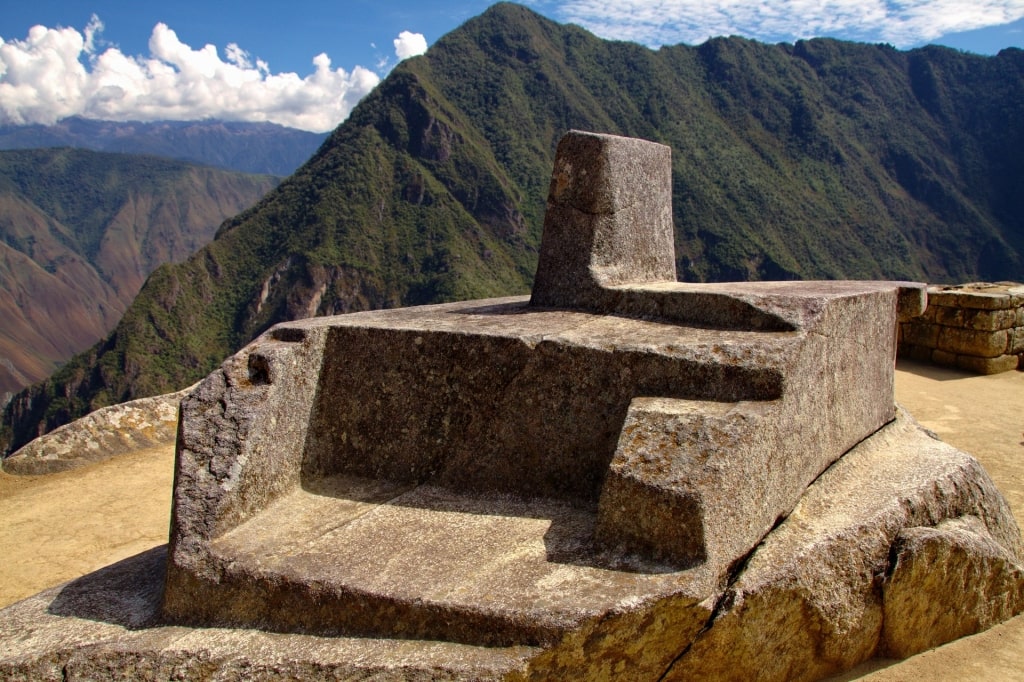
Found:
<box><xmin>956</xmin><ymin>354</ymin><xmax>1020</xmax><ymax>375</ymax></box>
<box><xmin>961</xmin><ymin>307</ymin><xmax>1018</xmax><ymax>331</ymax></box>
<box><xmin>898</xmin><ymin>343</ymin><xmax>933</xmax><ymax>363</ymax></box>
<box><xmin>929</xmin><ymin>291</ymin><xmax>1008</xmax><ymax>310</ymax></box>
<box><xmin>531</xmin><ymin>130</ymin><xmax>675</xmax><ymax>310</ymax></box>
<box><xmin>901</xmin><ymin>322</ymin><xmax>939</xmax><ymax>349</ymax></box>
<box><xmin>926</xmin><ymin>305</ymin><xmax>1016</xmax><ymax>331</ymax></box>
<box><xmin>897</xmin><ymin>286</ymin><xmax>927</xmax><ymax>321</ymax></box>
<box><xmin>927</xmin><ymin>283</ymin><xmax>1024</xmax><ymax>310</ymax></box>
<box><xmin>936</xmin><ymin>326</ymin><xmax>1009</xmax><ymax>358</ymax></box>
<box><xmin>882</xmin><ymin>516</ymin><xmax>1024</xmax><ymax>658</ymax></box>
<box><xmin>1013</xmin><ymin>327</ymin><xmax>1024</xmax><ymax>355</ymax></box>
<box><xmin>931</xmin><ymin>349</ymin><xmax>957</xmax><ymax>367</ymax></box>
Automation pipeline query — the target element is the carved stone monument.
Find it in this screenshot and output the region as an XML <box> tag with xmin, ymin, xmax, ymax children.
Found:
<box><xmin>1</xmin><ymin>132</ymin><xmax>1021</xmax><ymax>681</ymax></box>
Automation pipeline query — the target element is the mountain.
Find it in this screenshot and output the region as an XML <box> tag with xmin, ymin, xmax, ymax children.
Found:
<box><xmin>0</xmin><ymin>118</ymin><xmax>328</xmax><ymax>176</ymax></box>
<box><xmin>0</xmin><ymin>148</ymin><xmax>278</xmax><ymax>401</ymax></box>
<box><xmin>2</xmin><ymin>2</ymin><xmax>1022</xmax><ymax>453</ymax></box>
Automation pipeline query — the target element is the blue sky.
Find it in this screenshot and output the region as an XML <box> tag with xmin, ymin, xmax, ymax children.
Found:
<box><xmin>2</xmin><ymin>1</ymin><xmax>1023</xmax><ymax>132</ymax></box>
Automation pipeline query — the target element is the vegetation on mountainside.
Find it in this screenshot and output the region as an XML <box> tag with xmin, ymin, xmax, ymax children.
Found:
<box><xmin>2</xmin><ymin>2</ymin><xmax>1022</xmax><ymax>453</ymax></box>
<box><xmin>0</xmin><ymin>148</ymin><xmax>278</xmax><ymax>398</ymax></box>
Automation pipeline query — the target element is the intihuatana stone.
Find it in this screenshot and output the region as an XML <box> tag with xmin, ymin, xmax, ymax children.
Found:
<box><xmin>1</xmin><ymin>131</ymin><xmax>1020</xmax><ymax>681</ymax></box>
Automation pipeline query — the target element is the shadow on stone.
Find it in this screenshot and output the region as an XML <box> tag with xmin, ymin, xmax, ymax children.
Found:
<box><xmin>47</xmin><ymin>546</ymin><xmax>167</xmax><ymax>630</ymax></box>
<box><xmin>301</xmin><ymin>475</ymin><xmax>681</xmax><ymax>574</ymax></box>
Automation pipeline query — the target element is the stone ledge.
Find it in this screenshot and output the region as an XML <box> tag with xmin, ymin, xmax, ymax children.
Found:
<box><xmin>1</xmin><ymin>386</ymin><xmax>194</xmax><ymax>475</ymax></box>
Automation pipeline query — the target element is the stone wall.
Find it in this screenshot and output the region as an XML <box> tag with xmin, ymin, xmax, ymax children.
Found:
<box><xmin>899</xmin><ymin>282</ymin><xmax>1024</xmax><ymax>374</ymax></box>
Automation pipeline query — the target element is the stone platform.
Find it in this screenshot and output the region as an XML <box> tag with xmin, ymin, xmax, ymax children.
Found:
<box><xmin>2</xmin><ymin>408</ymin><xmax>1020</xmax><ymax>681</ymax></box>
<box><xmin>161</xmin><ymin>280</ymin><xmax>919</xmax><ymax>644</ymax></box>
<box><xmin>2</xmin><ymin>131</ymin><xmax>1022</xmax><ymax>681</ymax></box>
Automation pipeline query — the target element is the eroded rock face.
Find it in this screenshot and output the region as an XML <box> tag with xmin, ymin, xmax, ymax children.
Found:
<box><xmin>660</xmin><ymin>408</ymin><xmax>1024</xmax><ymax>681</ymax></box>
<box><xmin>881</xmin><ymin>515</ymin><xmax>1024</xmax><ymax>658</ymax></box>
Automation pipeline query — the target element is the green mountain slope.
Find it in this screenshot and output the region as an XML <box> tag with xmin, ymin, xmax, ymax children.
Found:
<box><xmin>0</xmin><ymin>148</ymin><xmax>278</xmax><ymax>400</ymax></box>
<box><xmin>3</xmin><ymin>2</ymin><xmax>1022</xmax><ymax>453</ymax></box>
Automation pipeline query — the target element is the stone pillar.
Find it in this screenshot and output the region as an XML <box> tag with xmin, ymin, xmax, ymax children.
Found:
<box><xmin>530</xmin><ymin>130</ymin><xmax>676</xmax><ymax>310</ymax></box>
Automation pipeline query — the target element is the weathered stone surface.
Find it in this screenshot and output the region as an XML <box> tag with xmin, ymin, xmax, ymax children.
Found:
<box><xmin>0</xmin><ymin>547</ymin><xmax>537</xmax><ymax>681</ymax></box>
<box><xmin>881</xmin><ymin>515</ymin><xmax>1024</xmax><ymax>659</ymax></box>
<box><xmin>956</xmin><ymin>353</ymin><xmax>1021</xmax><ymax>375</ymax></box>
<box><xmin>924</xmin><ymin>304</ymin><xmax>1017</xmax><ymax>331</ymax></box>
<box><xmin>927</xmin><ymin>282</ymin><xmax>1024</xmax><ymax>310</ymax></box>
<box><xmin>2</xmin><ymin>410</ymin><xmax>1021</xmax><ymax>681</ymax></box>
<box><xmin>897</xmin><ymin>342</ymin><xmax>933</xmax><ymax>363</ymax></box>
<box><xmin>530</xmin><ymin>131</ymin><xmax>675</xmax><ymax>310</ymax></box>
<box><xmin>162</xmin><ymin>281</ymin><xmax>914</xmax><ymax>638</ymax></box>
<box><xmin>1</xmin><ymin>386</ymin><xmax>193</xmax><ymax>475</ymax></box>
<box><xmin>660</xmin><ymin>409</ymin><xmax>1024</xmax><ymax>682</ymax></box>
<box><xmin>901</xmin><ymin>322</ymin><xmax>940</xmax><ymax>349</ymax></box>
<box><xmin>936</xmin><ymin>326</ymin><xmax>1009</xmax><ymax>358</ymax></box>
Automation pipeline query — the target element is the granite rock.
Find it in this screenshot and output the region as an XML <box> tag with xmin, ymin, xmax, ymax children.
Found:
<box><xmin>1</xmin><ymin>386</ymin><xmax>193</xmax><ymax>475</ymax></box>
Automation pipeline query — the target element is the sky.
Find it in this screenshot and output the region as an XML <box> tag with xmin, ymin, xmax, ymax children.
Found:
<box><xmin>1</xmin><ymin>1</ymin><xmax>1022</xmax><ymax>133</ymax></box>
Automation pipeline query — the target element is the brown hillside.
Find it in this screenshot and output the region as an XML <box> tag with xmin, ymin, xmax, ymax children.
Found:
<box><xmin>0</xmin><ymin>151</ymin><xmax>277</xmax><ymax>399</ymax></box>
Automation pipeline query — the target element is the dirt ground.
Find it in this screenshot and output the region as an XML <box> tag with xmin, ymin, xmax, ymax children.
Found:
<box><xmin>0</xmin><ymin>359</ymin><xmax>1022</xmax><ymax>679</ymax></box>
<box><xmin>0</xmin><ymin>444</ymin><xmax>175</xmax><ymax>607</ymax></box>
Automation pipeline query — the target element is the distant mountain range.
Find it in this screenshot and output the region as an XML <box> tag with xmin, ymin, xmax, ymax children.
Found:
<box><xmin>0</xmin><ymin>118</ymin><xmax>328</xmax><ymax>176</ymax></box>
<box><xmin>0</xmin><ymin>148</ymin><xmax>277</xmax><ymax>401</ymax></box>
<box><xmin>2</xmin><ymin>2</ymin><xmax>1022</xmax><ymax>453</ymax></box>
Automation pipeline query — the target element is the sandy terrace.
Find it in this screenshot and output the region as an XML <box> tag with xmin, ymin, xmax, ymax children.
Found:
<box><xmin>1</xmin><ymin>359</ymin><xmax>1022</xmax><ymax>680</ymax></box>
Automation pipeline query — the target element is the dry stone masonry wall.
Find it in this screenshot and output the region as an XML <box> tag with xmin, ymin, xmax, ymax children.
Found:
<box><xmin>899</xmin><ymin>282</ymin><xmax>1024</xmax><ymax>374</ymax></box>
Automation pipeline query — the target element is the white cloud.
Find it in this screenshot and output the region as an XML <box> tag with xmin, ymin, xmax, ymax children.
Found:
<box><xmin>394</xmin><ymin>31</ymin><xmax>428</xmax><ymax>60</ymax></box>
<box><xmin>546</xmin><ymin>0</ymin><xmax>1024</xmax><ymax>47</ymax></box>
<box><xmin>0</xmin><ymin>18</ymin><xmax>381</xmax><ymax>133</ymax></box>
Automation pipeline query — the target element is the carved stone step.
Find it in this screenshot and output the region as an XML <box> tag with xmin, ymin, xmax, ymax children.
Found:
<box><xmin>197</xmin><ymin>475</ymin><xmax>697</xmax><ymax>646</ymax></box>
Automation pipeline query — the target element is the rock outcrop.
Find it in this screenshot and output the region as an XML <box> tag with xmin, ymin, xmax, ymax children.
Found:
<box><xmin>1</xmin><ymin>387</ymin><xmax>192</xmax><ymax>475</ymax></box>
<box><xmin>0</xmin><ymin>131</ymin><xmax>1021</xmax><ymax>681</ymax></box>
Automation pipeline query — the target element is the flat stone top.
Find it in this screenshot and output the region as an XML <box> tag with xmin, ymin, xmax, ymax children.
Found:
<box><xmin>279</xmin><ymin>280</ymin><xmax>919</xmax><ymax>342</ymax></box>
<box><xmin>276</xmin><ymin>295</ymin><xmax>803</xmax><ymax>371</ymax></box>
<box><xmin>928</xmin><ymin>282</ymin><xmax>1024</xmax><ymax>309</ymax></box>
<box><xmin>212</xmin><ymin>475</ymin><xmax>709</xmax><ymax>644</ymax></box>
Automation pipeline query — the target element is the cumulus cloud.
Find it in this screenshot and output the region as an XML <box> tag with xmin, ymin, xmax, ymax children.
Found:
<box><xmin>394</xmin><ymin>31</ymin><xmax>428</xmax><ymax>60</ymax></box>
<box><xmin>546</xmin><ymin>0</ymin><xmax>1024</xmax><ymax>47</ymax></box>
<box><xmin>0</xmin><ymin>18</ymin><xmax>381</xmax><ymax>132</ymax></box>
